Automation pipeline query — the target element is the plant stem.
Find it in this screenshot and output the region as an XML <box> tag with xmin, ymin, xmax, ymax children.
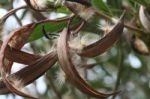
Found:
<box><xmin>96</xmin><ymin>11</ymin><xmax>145</xmax><ymax>34</ymax></box>
<box><xmin>10</xmin><ymin>0</ymin><xmax>22</xmax><ymax>26</ymax></box>
<box><xmin>112</xmin><ymin>42</ymin><xmax>124</xmax><ymax>99</ymax></box>
<box><xmin>0</xmin><ymin>6</ymin><xmax>27</xmax><ymax>24</ymax></box>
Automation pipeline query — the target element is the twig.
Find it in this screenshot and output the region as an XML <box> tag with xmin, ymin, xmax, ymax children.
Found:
<box><xmin>95</xmin><ymin>11</ymin><xmax>146</xmax><ymax>34</ymax></box>
<box><xmin>31</xmin><ymin>10</ymin><xmax>47</xmax><ymax>21</ymax></box>
<box><xmin>10</xmin><ymin>0</ymin><xmax>22</xmax><ymax>26</ymax></box>
<box><xmin>36</xmin><ymin>14</ymin><xmax>75</xmax><ymax>24</ymax></box>
<box><xmin>112</xmin><ymin>42</ymin><xmax>124</xmax><ymax>99</ymax></box>
<box><xmin>0</xmin><ymin>5</ymin><xmax>27</xmax><ymax>24</ymax></box>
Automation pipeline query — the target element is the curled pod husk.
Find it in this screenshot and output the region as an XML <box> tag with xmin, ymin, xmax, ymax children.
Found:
<box><xmin>0</xmin><ymin>23</ymin><xmax>35</xmax><ymax>73</ymax></box>
<box><xmin>65</xmin><ymin>1</ymin><xmax>95</xmax><ymax>20</ymax></box>
<box><xmin>0</xmin><ymin>52</ymin><xmax>57</xmax><ymax>95</ymax></box>
<box><xmin>0</xmin><ymin>40</ymin><xmax>41</xmax><ymax>64</ymax></box>
<box><xmin>139</xmin><ymin>6</ymin><xmax>150</xmax><ymax>33</ymax></box>
<box><xmin>0</xmin><ymin>23</ymin><xmax>37</xmax><ymax>98</ymax></box>
<box><xmin>77</xmin><ymin>15</ymin><xmax>124</xmax><ymax>57</ymax></box>
<box><xmin>57</xmin><ymin>28</ymin><xmax>119</xmax><ymax>98</ymax></box>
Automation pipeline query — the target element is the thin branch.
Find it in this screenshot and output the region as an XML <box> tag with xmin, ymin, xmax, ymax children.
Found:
<box><xmin>95</xmin><ymin>11</ymin><xmax>146</xmax><ymax>34</ymax></box>
<box><xmin>31</xmin><ymin>10</ymin><xmax>47</xmax><ymax>21</ymax></box>
<box><xmin>0</xmin><ymin>5</ymin><xmax>27</xmax><ymax>24</ymax></box>
<box><xmin>112</xmin><ymin>42</ymin><xmax>124</xmax><ymax>99</ymax></box>
<box><xmin>10</xmin><ymin>0</ymin><xmax>22</xmax><ymax>26</ymax></box>
<box><xmin>36</xmin><ymin>14</ymin><xmax>75</xmax><ymax>24</ymax></box>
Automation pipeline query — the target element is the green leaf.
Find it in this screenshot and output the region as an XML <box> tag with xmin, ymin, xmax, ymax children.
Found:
<box><xmin>91</xmin><ymin>0</ymin><xmax>110</xmax><ymax>14</ymax></box>
<box><xmin>28</xmin><ymin>17</ymin><xmax>81</xmax><ymax>42</ymax></box>
<box><xmin>107</xmin><ymin>0</ymin><xmax>122</xmax><ymax>9</ymax></box>
<box><xmin>56</xmin><ymin>7</ymin><xmax>71</xmax><ymax>14</ymax></box>
<box><xmin>28</xmin><ymin>22</ymin><xmax>66</xmax><ymax>42</ymax></box>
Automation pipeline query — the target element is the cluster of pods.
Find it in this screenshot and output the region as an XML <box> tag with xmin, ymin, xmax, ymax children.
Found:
<box><xmin>0</xmin><ymin>0</ymin><xmax>149</xmax><ymax>99</ymax></box>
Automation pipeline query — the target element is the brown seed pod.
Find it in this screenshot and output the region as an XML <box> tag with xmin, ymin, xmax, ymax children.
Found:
<box><xmin>65</xmin><ymin>1</ymin><xmax>95</xmax><ymax>21</ymax></box>
<box><xmin>77</xmin><ymin>14</ymin><xmax>124</xmax><ymax>57</ymax></box>
<box><xmin>0</xmin><ymin>51</ymin><xmax>57</xmax><ymax>95</ymax></box>
<box><xmin>57</xmin><ymin>28</ymin><xmax>119</xmax><ymax>98</ymax></box>
<box><xmin>131</xmin><ymin>36</ymin><xmax>149</xmax><ymax>55</ymax></box>
<box><xmin>139</xmin><ymin>6</ymin><xmax>150</xmax><ymax>33</ymax></box>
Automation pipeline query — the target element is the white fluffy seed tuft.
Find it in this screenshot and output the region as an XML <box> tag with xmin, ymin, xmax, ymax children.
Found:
<box><xmin>98</xmin><ymin>21</ymin><xmax>114</xmax><ymax>35</ymax></box>
<box><xmin>69</xmin><ymin>34</ymin><xmax>83</xmax><ymax>50</ymax></box>
<box><xmin>30</xmin><ymin>0</ymin><xmax>47</xmax><ymax>9</ymax></box>
<box><xmin>8</xmin><ymin>76</ymin><xmax>24</xmax><ymax>91</ymax></box>
<box><xmin>55</xmin><ymin>0</ymin><xmax>66</xmax><ymax>5</ymax></box>
<box><xmin>56</xmin><ymin>68</ymin><xmax>66</xmax><ymax>86</ymax></box>
<box><xmin>78</xmin><ymin>7</ymin><xmax>95</xmax><ymax>21</ymax></box>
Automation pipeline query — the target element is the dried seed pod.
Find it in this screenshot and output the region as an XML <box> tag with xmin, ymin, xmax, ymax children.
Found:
<box><xmin>0</xmin><ymin>23</ymin><xmax>35</xmax><ymax>74</ymax></box>
<box><xmin>57</xmin><ymin>28</ymin><xmax>119</xmax><ymax>98</ymax></box>
<box><xmin>0</xmin><ymin>52</ymin><xmax>57</xmax><ymax>95</ymax></box>
<box><xmin>0</xmin><ymin>39</ymin><xmax>40</xmax><ymax>65</ymax></box>
<box><xmin>0</xmin><ymin>23</ymin><xmax>37</xmax><ymax>98</ymax></box>
<box><xmin>65</xmin><ymin>1</ymin><xmax>95</xmax><ymax>21</ymax></box>
<box><xmin>77</xmin><ymin>14</ymin><xmax>124</xmax><ymax>57</ymax></box>
<box><xmin>4</xmin><ymin>45</ymin><xmax>41</xmax><ymax>64</ymax></box>
<box><xmin>131</xmin><ymin>36</ymin><xmax>149</xmax><ymax>55</ymax></box>
<box><xmin>3</xmin><ymin>76</ymin><xmax>37</xmax><ymax>99</ymax></box>
<box><xmin>139</xmin><ymin>6</ymin><xmax>150</xmax><ymax>33</ymax></box>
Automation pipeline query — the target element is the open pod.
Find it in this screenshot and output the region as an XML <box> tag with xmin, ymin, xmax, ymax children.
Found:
<box><xmin>139</xmin><ymin>6</ymin><xmax>150</xmax><ymax>33</ymax></box>
<box><xmin>57</xmin><ymin>28</ymin><xmax>119</xmax><ymax>98</ymax></box>
<box><xmin>0</xmin><ymin>51</ymin><xmax>57</xmax><ymax>96</ymax></box>
<box><xmin>77</xmin><ymin>15</ymin><xmax>124</xmax><ymax>57</ymax></box>
<box><xmin>0</xmin><ymin>41</ymin><xmax>41</xmax><ymax>65</ymax></box>
<box><xmin>0</xmin><ymin>23</ymin><xmax>38</xmax><ymax>98</ymax></box>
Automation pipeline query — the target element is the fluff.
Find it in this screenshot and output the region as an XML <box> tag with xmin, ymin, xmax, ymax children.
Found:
<box><xmin>8</xmin><ymin>76</ymin><xmax>24</xmax><ymax>88</ymax></box>
<box><xmin>56</xmin><ymin>68</ymin><xmax>66</xmax><ymax>86</ymax></box>
<box><xmin>55</xmin><ymin>0</ymin><xmax>66</xmax><ymax>5</ymax></box>
<box><xmin>78</xmin><ymin>7</ymin><xmax>95</xmax><ymax>21</ymax></box>
<box><xmin>98</xmin><ymin>21</ymin><xmax>113</xmax><ymax>35</ymax></box>
<box><xmin>30</xmin><ymin>0</ymin><xmax>48</xmax><ymax>9</ymax></box>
